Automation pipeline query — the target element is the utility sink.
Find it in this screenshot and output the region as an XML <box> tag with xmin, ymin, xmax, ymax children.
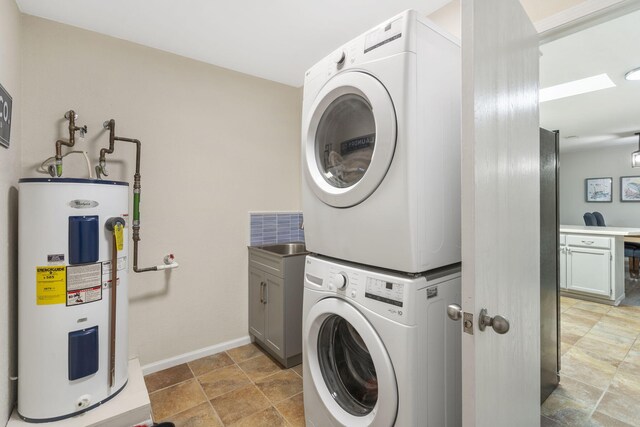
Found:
<box><xmin>255</xmin><ymin>242</ymin><xmax>308</xmax><ymax>257</ymax></box>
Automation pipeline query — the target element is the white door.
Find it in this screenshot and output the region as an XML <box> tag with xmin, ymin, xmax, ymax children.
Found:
<box><xmin>461</xmin><ymin>0</ymin><xmax>540</xmax><ymax>425</ymax></box>
<box><xmin>302</xmin><ymin>71</ymin><xmax>397</xmax><ymax>208</ymax></box>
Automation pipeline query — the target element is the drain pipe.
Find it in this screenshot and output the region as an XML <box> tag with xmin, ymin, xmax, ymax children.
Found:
<box><xmin>98</xmin><ymin>119</ymin><xmax>179</xmax><ymax>273</ymax></box>
<box><xmin>53</xmin><ymin>110</ymin><xmax>87</xmax><ymax>177</ymax></box>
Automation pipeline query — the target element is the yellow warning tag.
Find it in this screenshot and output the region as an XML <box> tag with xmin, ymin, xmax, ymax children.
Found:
<box><xmin>36</xmin><ymin>266</ymin><xmax>66</xmax><ymax>305</ymax></box>
<box><xmin>115</xmin><ymin>223</ymin><xmax>124</xmax><ymax>251</ymax></box>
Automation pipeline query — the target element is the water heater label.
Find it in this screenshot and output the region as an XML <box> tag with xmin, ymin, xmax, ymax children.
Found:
<box><xmin>66</xmin><ymin>263</ymin><xmax>103</xmax><ymax>306</ymax></box>
<box><xmin>36</xmin><ymin>266</ymin><xmax>66</xmax><ymax>305</ymax></box>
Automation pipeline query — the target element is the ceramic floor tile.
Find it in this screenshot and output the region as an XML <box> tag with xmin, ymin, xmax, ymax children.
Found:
<box><xmin>541</xmin><ymin>390</ymin><xmax>595</xmax><ymax>426</ymax></box>
<box><xmin>590</xmin><ymin>321</ymin><xmax>640</xmax><ymax>341</ymax></box>
<box><xmin>574</xmin><ymin>332</ymin><xmax>634</xmax><ymax>361</ymax></box>
<box><xmin>564</xmin><ymin>307</ymin><xmax>605</xmax><ymax>324</ymax></box>
<box><xmin>164</xmin><ymin>402</ymin><xmax>223</xmax><ymax>427</ymax></box>
<box><xmin>551</xmin><ymin>375</ymin><xmax>605</xmax><ymax>408</ymax></box>
<box><xmin>561</xmin><ymin>323</ymin><xmax>591</xmax><ymax>345</ymax></box>
<box><xmin>291</xmin><ymin>363</ymin><xmax>303</xmax><ymax>377</ymax></box>
<box><xmin>562</xmin><ymin>311</ymin><xmax>600</xmax><ymax>330</ymax></box>
<box><xmin>226</xmin><ymin>343</ymin><xmax>265</xmax><ymax>363</ymax></box>
<box><xmin>610</xmin><ymin>305</ymin><xmax>640</xmax><ymax>320</ymax></box>
<box><xmin>144</xmin><ymin>363</ymin><xmax>194</xmax><ymax>394</ymax></box>
<box><xmin>599</xmin><ymin>314</ymin><xmax>640</xmax><ymax>334</ymax></box>
<box><xmin>255</xmin><ymin>370</ymin><xmax>303</xmax><ymax>404</ymax></box>
<box><xmin>275</xmin><ymin>392</ymin><xmax>305</xmax><ymax>427</ymax></box>
<box><xmin>572</xmin><ymin>300</ymin><xmax>611</xmax><ymax>315</ymax></box>
<box><xmin>560</xmin><ymin>341</ymin><xmax>573</xmax><ymax>356</ymax></box>
<box><xmin>594</xmin><ymin>391</ymin><xmax>640</xmax><ymax>425</ymax></box>
<box><xmin>607</xmin><ymin>367</ymin><xmax>640</xmax><ymax>400</ymax></box>
<box><xmin>197</xmin><ymin>364</ymin><xmax>252</xmax><ymax>399</ymax></box>
<box><xmin>210</xmin><ymin>384</ymin><xmax>271</xmax><ymax>425</ymax></box>
<box><xmin>560</xmin><ymin>348</ymin><xmax>618</xmax><ymax>389</ymax></box>
<box><xmin>561</xmin><ymin>296</ymin><xmax>580</xmax><ymax>308</ymax></box>
<box><xmin>228</xmin><ymin>406</ymin><xmax>288</xmax><ymax>427</ymax></box>
<box><xmin>541</xmin><ymin>415</ymin><xmax>562</xmax><ymax>427</ymax></box>
<box><xmin>149</xmin><ymin>378</ymin><xmax>207</xmax><ymax>421</ymax></box>
<box><xmin>621</xmin><ymin>348</ymin><xmax>640</xmax><ymax>370</ymax></box>
<box><xmin>590</xmin><ymin>411</ymin><xmax>636</xmax><ymax>427</ymax></box>
<box><xmin>188</xmin><ymin>352</ymin><xmax>235</xmax><ymax>376</ymax></box>
<box><xmin>238</xmin><ymin>353</ymin><xmax>284</xmax><ymax>382</ymax></box>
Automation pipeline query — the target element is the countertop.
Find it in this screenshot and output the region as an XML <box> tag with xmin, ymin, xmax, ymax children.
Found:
<box><xmin>560</xmin><ymin>225</ymin><xmax>640</xmax><ymax>236</ymax></box>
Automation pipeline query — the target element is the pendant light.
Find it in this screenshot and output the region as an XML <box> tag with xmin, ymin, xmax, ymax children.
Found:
<box><xmin>632</xmin><ymin>133</ymin><xmax>640</xmax><ymax>168</ymax></box>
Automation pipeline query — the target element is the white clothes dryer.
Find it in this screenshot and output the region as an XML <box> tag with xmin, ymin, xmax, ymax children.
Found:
<box><xmin>301</xmin><ymin>10</ymin><xmax>461</xmax><ymax>273</ymax></box>
<box><xmin>302</xmin><ymin>255</ymin><xmax>461</xmax><ymax>427</ymax></box>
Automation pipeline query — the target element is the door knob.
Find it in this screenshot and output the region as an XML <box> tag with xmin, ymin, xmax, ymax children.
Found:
<box><xmin>478</xmin><ymin>308</ymin><xmax>510</xmax><ymax>334</ymax></box>
<box><xmin>447</xmin><ymin>304</ymin><xmax>462</xmax><ymax>321</ymax></box>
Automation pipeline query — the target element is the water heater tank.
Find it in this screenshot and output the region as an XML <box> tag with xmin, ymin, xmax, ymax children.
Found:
<box><xmin>18</xmin><ymin>178</ymin><xmax>129</xmax><ymax>422</ymax></box>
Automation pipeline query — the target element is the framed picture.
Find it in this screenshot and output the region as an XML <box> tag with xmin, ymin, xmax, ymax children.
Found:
<box><xmin>585</xmin><ymin>177</ymin><xmax>612</xmax><ymax>202</ymax></box>
<box><xmin>621</xmin><ymin>176</ymin><xmax>640</xmax><ymax>202</ymax></box>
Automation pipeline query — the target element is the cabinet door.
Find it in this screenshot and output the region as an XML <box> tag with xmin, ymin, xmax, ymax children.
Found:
<box><xmin>264</xmin><ymin>272</ymin><xmax>284</xmax><ymax>358</ymax></box>
<box><xmin>567</xmin><ymin>247</ymin><xmax>611</xmax><ymax>297</ymax></box>
<box><xmin>249</xmin><ymin>269</ymin><xmax>266</xmax><ymax>341</ymax></box>
<box><xmin>559</xmin><ymin>247</ymin><xmax>567</xmax><ymax>289</ymax></box>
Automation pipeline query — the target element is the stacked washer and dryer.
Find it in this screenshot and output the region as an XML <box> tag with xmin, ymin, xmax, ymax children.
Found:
<box><xmin>300</xmin><ymin>10</ymin><xmax>462</xmax><ymax>427</ymax></box>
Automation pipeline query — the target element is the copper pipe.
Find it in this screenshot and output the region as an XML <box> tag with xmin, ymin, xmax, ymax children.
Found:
<box><xmin>109</xmin><ymin>230</ymin><xmax>118</xmax><ymax>387</ymax></box>
<box><xmin>53</xmin><ymin>110</ymin><xmax>87</xmax><ymax>177</ymax></box>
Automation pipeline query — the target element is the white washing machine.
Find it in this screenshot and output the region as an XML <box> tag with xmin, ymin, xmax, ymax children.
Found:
<box><xmin>301</xmin><ymin>10</ymin><xmax>461</xmax><ymax>273</ymax></box>
<box><xmin>302</xmin><ymin>255</ymin><xmax>461</xmax><ymax>427</ymax></box>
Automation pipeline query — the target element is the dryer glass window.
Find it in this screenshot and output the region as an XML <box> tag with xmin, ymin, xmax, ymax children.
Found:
<box><xmin>317</xmin><ymin>314</ymin><xmax>377</xmax><ymax>416</ymax></box>
<box><xmin>315</xmin><ymin>94</ymin><xmax>376</xmax><ymax>188</ymax></box>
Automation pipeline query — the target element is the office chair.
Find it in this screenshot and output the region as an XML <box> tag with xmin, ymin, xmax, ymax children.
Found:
<box><xmin>583</xmin><ymin>212</ymin><xmax>597</xmax><ymax>226</ymax></box>
<box><xmin>593</xmin><ymin>211</ymin><xmax>606</xmax><ymax>227</ymax></box>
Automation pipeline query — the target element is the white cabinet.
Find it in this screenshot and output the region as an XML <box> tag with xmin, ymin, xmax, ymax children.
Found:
<box><xmin>566</xmin><ymin>247</ymin><xmax>611</xmax><ymax>297</ymax></box>
<box><xmin>559</xmin><ymin>232</ymin><xmax>622</xmax><ymax>304</ymax></box>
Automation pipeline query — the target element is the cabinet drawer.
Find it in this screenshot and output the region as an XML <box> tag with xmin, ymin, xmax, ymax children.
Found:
<box><xmin>566</xmin><ymin>235</ymin><xmax>611</xmax><ymax>249</ymax></box>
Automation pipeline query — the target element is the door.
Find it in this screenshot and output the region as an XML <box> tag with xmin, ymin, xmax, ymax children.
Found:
<box><xmin>248</xmin><ymin>269</ymin><xmax>266</xmax><ymax>341</ymax></box>
<box><xmin>461</xmin><ymin>0</ymin><xmax>540</xmax><ymax>425</ymax></box>
<box><xmin>264</xmin><ymin>272</ymin><xmax>284</xmax><ymax>357</ymax></box>
<box><xmin>302</xmin><ymin>71</ymin><xmax>397</xmax><ymax>208</ymax></box>
<box><xmin>567</xmin><ymin>247</ymin><xmax>611</xmax><ymax>297</ymax></box>
<box><xmin>303</xmin><ymin>297</ymin><xmax>398</xmax><ymax>427</ymax></box>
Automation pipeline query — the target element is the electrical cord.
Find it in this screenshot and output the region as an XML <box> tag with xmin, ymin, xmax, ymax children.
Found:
<box><xmin>38</xmin><ymin>151</ymin><xmax>94</xmax><ymax>178</ymax></box>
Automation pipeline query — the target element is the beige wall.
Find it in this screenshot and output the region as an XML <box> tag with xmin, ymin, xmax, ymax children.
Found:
<box><xmin>0</xmin><ymin>0</ymin><xmax>21</xmax><ymax>423</ymax></box>
<box><xmin>21</xmin><ymin>15</ymin><xmax>302</xmax><ymax>366</ymax></box>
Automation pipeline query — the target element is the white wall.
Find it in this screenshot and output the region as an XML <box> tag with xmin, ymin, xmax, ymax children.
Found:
<box><xmin>0</xmin><ymin>0</ymin><xmax>22</xmax><ymax>423</ymax></box>
<box><xmin>21</xmin><ymin>15</ymin><xmax>302</xmax><ymax>366</ymax></box>
<box><xmin>560</xmin><ymin>144</ymin><xmax>640</xmax><ymax>226</ymax></box>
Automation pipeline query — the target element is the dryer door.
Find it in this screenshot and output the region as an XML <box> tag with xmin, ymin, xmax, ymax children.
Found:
<box><xmin>304</xmin><ymin>297</ymin><xmax>398</xmax><ymax>426</ymax></box>
<box><xmin>303</xmin><ymin>71</ymin><xmax>397</xmax><ymax>207</ymax></box>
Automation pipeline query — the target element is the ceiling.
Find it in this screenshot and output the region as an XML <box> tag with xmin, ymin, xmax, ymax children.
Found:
<box><xmin>540</xmin><ymin>9</ymin><xmax>640</xmax><ymax>152</ymax></box>
<box><xmin>15</xmin><ymin>0</ymin><xmax>450</xmax><ymax>87</ymax></box>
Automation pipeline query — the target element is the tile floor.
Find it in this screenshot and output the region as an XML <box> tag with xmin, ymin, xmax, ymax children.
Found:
<box><xmin>144</xmin><ymin>343</ymin><xmax>304</xmax><ymax>427</ymax></box>
<box><xmin>541</xmin><ymin>296</ymin><xmax>640</xmax><ymax>426</ymax></box>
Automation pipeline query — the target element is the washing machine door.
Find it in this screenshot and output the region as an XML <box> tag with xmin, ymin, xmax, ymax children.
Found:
<box><xmin>305</xmin><ymin>297</ymin><xmax>398</xmax><ymax>426</ymax></box>
<box><xmin>303</xmin><ymin>71</ymin><xmax>397</xmax><ymax>208</ymax></box>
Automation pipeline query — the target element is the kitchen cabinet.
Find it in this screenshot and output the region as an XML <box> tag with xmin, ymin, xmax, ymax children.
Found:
<box><xmin>559</xmin><ymin>230</ymin><xmax>624</xmax><ymax>304</ymax></box>
<box><xmin>248</xmin><ymin>245</ymin><xmax>307</xmax><ymax>367</ymax></box>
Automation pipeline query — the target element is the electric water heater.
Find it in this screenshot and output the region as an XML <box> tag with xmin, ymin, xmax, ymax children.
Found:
<box><xmin>17</xmin><ymin>178</ymin><xmax>129</xmax><ymax>422</ymax></box>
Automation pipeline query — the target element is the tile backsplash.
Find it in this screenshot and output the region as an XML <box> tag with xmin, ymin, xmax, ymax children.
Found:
<box><xmin>250</xmin><ymin>212</ymin><xmax>304</xmax><ymax>246</ymax></box>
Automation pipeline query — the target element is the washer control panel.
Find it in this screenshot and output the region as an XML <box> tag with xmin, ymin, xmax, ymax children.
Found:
<box><xmin>365</xmin><ymin>278</ymin><xmax>404</xmax><ymax>307</ymax></box>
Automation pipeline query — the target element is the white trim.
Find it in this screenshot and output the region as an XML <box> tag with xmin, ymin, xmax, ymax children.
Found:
<box><xmin>140</xmin><ymin>335</ymin><xmax>252</xmax><ymax>376</ymax></box>
<box><xmin>536</xmin><ymin>0</ymin><xmax>640</xmax><ymax>42</ymax></box>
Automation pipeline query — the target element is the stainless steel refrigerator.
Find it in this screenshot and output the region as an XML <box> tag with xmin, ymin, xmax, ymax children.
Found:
<box><xmin>540</xmin><ymin>128</ymin><xmax>560</xmax><ymax>402</ymax></box>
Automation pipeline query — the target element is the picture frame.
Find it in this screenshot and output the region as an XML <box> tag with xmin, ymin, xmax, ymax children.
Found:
<box><xmin>621</xmin><ymin>176</ymin><xmax>640</xmax><ymax>202</ymax></box>
<box><xmin>585</xmin><ymin>177</ymin><xmax>612</xmax><ymax>202</ymax></box>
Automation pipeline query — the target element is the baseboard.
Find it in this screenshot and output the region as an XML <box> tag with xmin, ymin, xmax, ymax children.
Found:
<box><xmin>141</xmin><ymin>335</ymin><xmax>252</xmax><ymax>376</ymax></box>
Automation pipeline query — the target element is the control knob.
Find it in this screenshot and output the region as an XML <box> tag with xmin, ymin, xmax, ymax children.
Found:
<box><xmin>333</xmin><ymin>50</ymin><xmax>346</xmax><ymax>66</ymax></box>
<box><xmin>330</xmin><ymin>273</ymin><xmax>347</xmax><ymax>290</ymax></box>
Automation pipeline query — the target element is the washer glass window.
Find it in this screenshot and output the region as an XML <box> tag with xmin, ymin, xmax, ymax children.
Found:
<box><xmin>315</xmin><ymin>94</ymin><xmax>376</xmax><ymax>188</ymax></box>
<box><xmin>317</xmin><ymin>314</ymin><xmax>378</xmax><ymax>416</ymax></box>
